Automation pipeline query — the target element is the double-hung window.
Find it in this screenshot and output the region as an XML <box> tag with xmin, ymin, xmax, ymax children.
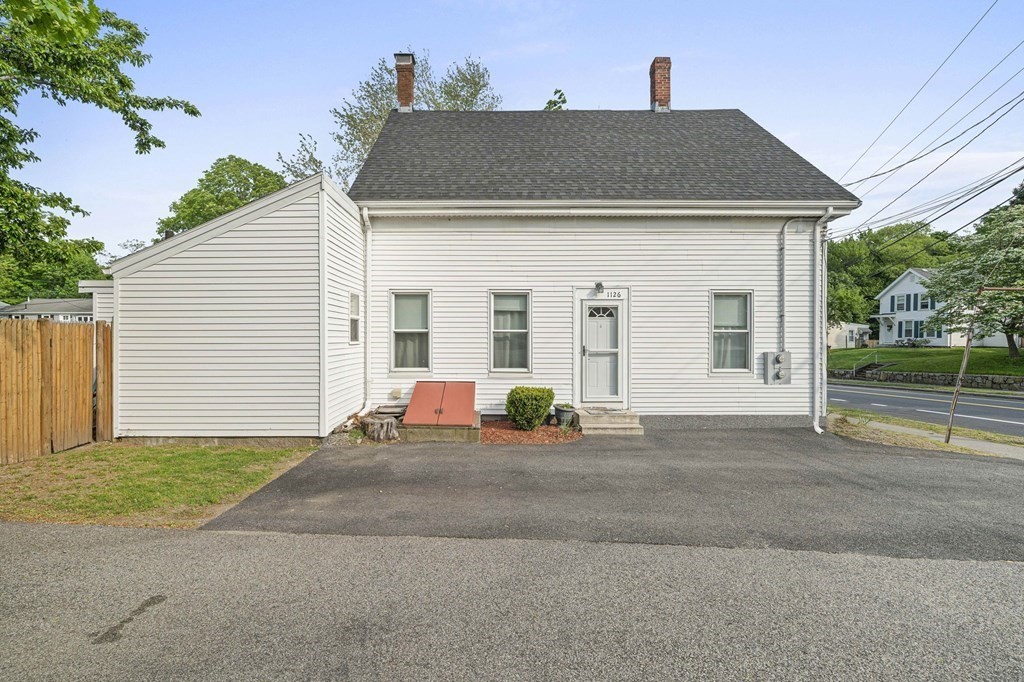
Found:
<box><xmin>491</xmin><ymin>292</ymin><xmax>530</xmax><ymax>372</ymax></box>
<box><xmin>896</xmin><ymin>296</ymin><xmax>906</xmax><ymax>312</ymax></box>
<box><xmin>392</xmin><ymin>292</ymin><xmax>430</xmax><ymax>371</ymax></box>
<box><xmin>712</xmin><ymin>292</ymin><xmax>751</xmax><ymax>371</ymax></box>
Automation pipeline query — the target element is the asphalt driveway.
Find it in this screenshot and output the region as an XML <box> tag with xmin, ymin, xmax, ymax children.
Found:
<box><xmin>205</xmin><ymin>425</ymin><xmax>1024</xmax><ymax>561</ymax></box>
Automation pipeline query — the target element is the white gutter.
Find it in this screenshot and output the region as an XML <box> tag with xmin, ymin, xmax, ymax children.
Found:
<box><xmin>359</xmin><ymin>206</ymin><xmax>373</xmax><ymax>415</ymax></box>
<box><xmin>812</xmin><ymin>207</ymin><xmax>835</xmax><ymax>434</ymax></box>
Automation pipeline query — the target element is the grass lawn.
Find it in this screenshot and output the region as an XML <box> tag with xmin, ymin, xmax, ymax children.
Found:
<box><xmin>829</xmin><ymin>406</ymin><xmax>1024</xmax><ymax>450</ymax></box>
<box><xmin>828</xmin><ymin>346</ymin><xmax>1024</xmax><ymax>375</ymax></box>
<box><xmin>0</xmin><ymin>442</ymin><xmax>314</xmax><ymax>527</ymax></box>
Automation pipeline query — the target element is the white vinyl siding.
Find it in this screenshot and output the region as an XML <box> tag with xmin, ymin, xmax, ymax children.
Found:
<box><xmin>368</xmin><ymin>216</ymin><xmax>817</xmax><ymax>415</ymax></box>
<box><xmin>115</xmin><ymin>189</ymin><xmax>322</xmax><ymax>437</ymax></box>
<box><xmin>323</xmin><ymin>184</ymin><xmax>365</xmax><ymax>431</ymax></box>
<box><xmin>93</xmin><ymin>290</ymin><xmax>114</xmax><ymax>322</ymax></box>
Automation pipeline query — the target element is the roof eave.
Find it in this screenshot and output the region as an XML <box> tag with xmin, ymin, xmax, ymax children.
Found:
<box><xmin>358</xmin><ymin>199</ymin><xmax>860</xmax><ymax>218</ymax></box>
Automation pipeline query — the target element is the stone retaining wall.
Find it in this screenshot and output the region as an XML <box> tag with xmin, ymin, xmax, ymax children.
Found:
<box><xmin>828</xmin><ymin>369</ymin><xmax>1024</xmax><ymax>391</ymax></box>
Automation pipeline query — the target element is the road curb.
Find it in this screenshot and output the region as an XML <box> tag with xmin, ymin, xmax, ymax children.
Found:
<box><xmin>828</xmin><ymin>380</ymin><xmax>1024</xmax><ymax>402</ymax></box>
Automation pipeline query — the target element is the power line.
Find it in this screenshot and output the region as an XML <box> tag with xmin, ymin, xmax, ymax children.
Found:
<box><xmin>843</xmin><ymin>85</ymin><xmax>1024</xmax><ymax>187</ymax></box>
<box><xmin>830</xmin><ymin>62</ymin><xmax>1024</xmax><ymax>241</ymax></box>
<box><xmin>830</xmin><ymin>153</ymin><xmax>1024</xmax><ymax>239</ymax></box>
<box><xmin>845</xmin><ymin>36</ymin><xmax>1024</xmax><ymax>191</ymax></box>
<box><xmin>839</xmin><ymin>91</ymin><xmax>1024</xmax><ymax>236</ymax></box>
<box><xmin>838</xmin><ymin>0</ymin><xmax>1000</xmax><ymax>182</ymax></box>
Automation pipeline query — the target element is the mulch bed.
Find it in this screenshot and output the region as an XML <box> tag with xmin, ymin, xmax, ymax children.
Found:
<box><xmin>480</xmin><ymin>419</ymin><xmax>583</xmax><ymax>445</ymax></box>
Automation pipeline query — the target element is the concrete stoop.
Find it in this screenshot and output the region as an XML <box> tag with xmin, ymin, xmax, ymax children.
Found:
<box><xmin>576</xmin><ymin>408</ymin><xmax>645</xmax><ymax>436</ymax></box>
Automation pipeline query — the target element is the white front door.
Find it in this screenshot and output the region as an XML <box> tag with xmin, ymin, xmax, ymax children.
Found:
<box><xmin>582</xmin><ymin>301</ymin><xmax>622</xmax><ymax>403</ymax></box>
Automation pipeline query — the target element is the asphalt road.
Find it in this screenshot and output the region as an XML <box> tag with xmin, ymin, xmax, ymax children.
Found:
<box><xmin>829</xmin><ymin>382</ymin><xmax>1024</xmax><ymax>437</ymax></box>
<box><xmin>2</xmin><ymin>523</ymin><xmax>1023</xmax><ymax>681</ymax></box>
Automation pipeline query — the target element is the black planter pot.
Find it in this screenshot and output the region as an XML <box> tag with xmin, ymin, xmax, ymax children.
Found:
<box><xmin>554</xmin><ymin>405</ymin><xmax>576</xmax><ymax>425</ymax></box>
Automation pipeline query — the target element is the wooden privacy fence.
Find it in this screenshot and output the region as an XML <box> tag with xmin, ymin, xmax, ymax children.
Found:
<box><xmin>0</xmin><ymin>319</ymin><xmax>113</xmax><ymax>466</ymax></box>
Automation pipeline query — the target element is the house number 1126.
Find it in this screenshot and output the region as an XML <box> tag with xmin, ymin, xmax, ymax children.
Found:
<box><xmin>603</xmin><ymin>291</ymin><xmax>622</xmax><ymax>298</ymax></box>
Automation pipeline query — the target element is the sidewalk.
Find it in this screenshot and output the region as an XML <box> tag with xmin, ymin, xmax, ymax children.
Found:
<box><xmin>827</xmin><ymin>414</ymin><xmax>1024</xmax><ymax>461</ymax></box>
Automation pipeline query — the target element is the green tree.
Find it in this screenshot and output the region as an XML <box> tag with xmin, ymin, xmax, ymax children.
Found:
<box><xmin>157</xmin><ymin>156</ymin><xmax>286</xmax><ymax>237</ymax></box>
<box><xmin>5</xmin><ymin>0</ymin><xmax>100</xmax><ymax>42</ymax></box>
<box><xmin>828</xmin><ymin>222</ymin><xmax>961</xmax><ymax>332</ymax></box>
<box><xmin>544</xmin><ymin>89</ymin><xmax>567</xmax><ymax>111</ymax></box>
<box><xmin>924</xmin><ymin>206</ymin><xmax>1024</xmax><ymax>359</ymax></box>
<box><xmin>279</xmin><ymin>50</ymin><xmax>501</xmax><ymax>187</ymax></box>
<box><xmin>0</xmin><ymin>5</ymin><xmax>199</xmax><ymax>263</ymax></box>
<box><xmin>0</xmin><ymin>238</ymin><xmax>105</xmax><ymax>303</ymax></box>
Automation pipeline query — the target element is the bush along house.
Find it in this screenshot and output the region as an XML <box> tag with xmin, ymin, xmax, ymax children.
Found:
<box><xmin>94</xmin><ymin>54</ymin><xmax>859</xmax><ymax>439</ymax></box>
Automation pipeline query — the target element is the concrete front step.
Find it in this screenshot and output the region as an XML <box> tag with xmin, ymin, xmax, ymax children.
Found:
<box><xmin>576</xmin><ymin>408</ymin><xmax>644</xmax><ymax>435</ymax></box>
<box><xmin>580</xmin><ymin>423</ymin><xmax>646</xmax><ymax>436</ymax></box>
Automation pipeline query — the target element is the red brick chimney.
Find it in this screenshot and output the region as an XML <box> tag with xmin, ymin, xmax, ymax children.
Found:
<box><xmin>395</xmin><ymin>53</ymin><xmax>415</xmax><ymax>111</ymax></box>
<box><xmin>650</xmin><ymin>57</ymin><xmax>671</xmax><ymax>112</ymax></box>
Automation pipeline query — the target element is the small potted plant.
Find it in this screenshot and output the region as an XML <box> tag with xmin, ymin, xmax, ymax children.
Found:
<box><xmin>554</xmin><ymin>402</ymin><xmax>576</xmax><ymax>426</ymax></box>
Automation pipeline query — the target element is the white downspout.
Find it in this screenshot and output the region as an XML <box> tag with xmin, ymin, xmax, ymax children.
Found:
<box><xmin>359</xmin><ymin>206</ymin><xmax>373</xmax><ymax>414</ymax></box>
<box><xmin>812</xmin><ymin>207</ymin><xmax>834</xmax><ymax>434</ymax></box>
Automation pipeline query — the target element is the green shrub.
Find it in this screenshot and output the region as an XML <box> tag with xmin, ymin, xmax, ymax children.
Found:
<box><xmin>505</xmin><ymin>386</ymin><xmax>555</xmax><ymax>431</ymax></box>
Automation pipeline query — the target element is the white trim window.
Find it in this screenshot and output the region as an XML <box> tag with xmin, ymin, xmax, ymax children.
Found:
<box><xmin>391</xmin><ymin>292</ymin><xmax>430</xmax><ymax>371</ymax></box>
<box><xmin>711</xmin><ymin>292</ymin><xmax>752</xmax><ymax>371</ymax></box>
<box><xmin>349</xmin><ymin>293</ymin><xmax>361</xmax><ymax>343</ymax></box>
<box><xmin>491</xmin><ymin>292</ymin><xmax>530</xmax><ymax>372</ymax></box>
<box><xmin>896</xmin><ymin>295</ymin><xmax>906</xmax><ymax>312</ymax></box>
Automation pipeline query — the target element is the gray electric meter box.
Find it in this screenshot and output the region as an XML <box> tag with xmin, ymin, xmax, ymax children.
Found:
<box><xmin>763</xmin><ymin>351</ymin><xmax>792</xmax><ymax>385</ymax></box>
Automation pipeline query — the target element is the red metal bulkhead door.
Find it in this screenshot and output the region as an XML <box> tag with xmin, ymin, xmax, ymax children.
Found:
<box><xmin>436</xmin><ymin>382</ymin><xmax>476</xmax><ymax>427</ymax></box>
<box><xmin>403</xmin><ymin>381</ymin><xmax>446</xmax><ymax>425</ymax></box>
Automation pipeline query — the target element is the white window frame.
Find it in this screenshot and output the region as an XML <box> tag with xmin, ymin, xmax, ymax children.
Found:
<box><xmin>390</xmin><ymin>290</ymin><xmax>431</xmax><ymax>373</ymax></box>
<box><xmin>709</xmin><ymin>290</ymin><xmax>753</xmax><ymax>374</ymax></box>
<box><xmin>896</xmin><ymin>295</ymin><xmax>906</xmax><ymax>312</ymax></box>
<box><xmin>489</xmin><ymin>290</ymin><xmax>532</xmax><ymax>373</ymax></box>
<box><xmin>349</xmin><ymin>293</ymin><xmax>361</xmax><ymax>344</ymax></box>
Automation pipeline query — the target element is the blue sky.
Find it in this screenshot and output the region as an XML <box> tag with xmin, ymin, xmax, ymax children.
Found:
<box><xmin>17</xmin><ymin>0</ymin><xmax>1024</xmax><ymax>254</ymax></box>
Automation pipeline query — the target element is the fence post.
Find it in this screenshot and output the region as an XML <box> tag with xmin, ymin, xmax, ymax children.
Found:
<box><xmin>38</xmin><ymin>319</ymin><xmax>53</xmax><ymax>456</ymax></box>
<box><xmin>95</xmin><ymin>321</ymin><xmax>113</xmax><ymax>442</ymax></box>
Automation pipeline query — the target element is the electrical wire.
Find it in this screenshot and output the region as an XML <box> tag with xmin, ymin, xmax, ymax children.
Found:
<box><xmin>844</xmin><ymin>36</ymin><xmax>1024</xmax><ymax>191</ymax></box>
<box><xmin>838</xmin><ymin>0</ymin><xmax>1000</xmax><ymax>182</ymax></box>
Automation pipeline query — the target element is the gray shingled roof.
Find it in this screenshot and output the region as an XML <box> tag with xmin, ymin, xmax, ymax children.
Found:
<box><xmin>0</xmin><ymin>298</ymin><xmax>93</xmax><ymax>315</ymax></box>
<box><xmin>348</xmin><ymin>109</ymin><xmax>859</xmax><ymax>203</ymax></box>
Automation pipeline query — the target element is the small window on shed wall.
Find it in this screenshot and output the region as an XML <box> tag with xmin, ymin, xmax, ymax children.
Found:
<box><xmin>350</xmin><ymin>293</ymin><xmax>361</xmax><ymax>343</ymax></box>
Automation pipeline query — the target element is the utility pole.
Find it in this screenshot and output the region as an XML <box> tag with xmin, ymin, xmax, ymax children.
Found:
<box><xmin>945</xmin><ymin>286</ymin><xmax>1024</xmax><ymax>443</ymax></box>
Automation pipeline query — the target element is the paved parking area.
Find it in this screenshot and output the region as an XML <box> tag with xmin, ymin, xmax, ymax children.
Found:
<box><xmin>205</xmin><ymin>426</ymin><xmax>1024</xmax><ymax>561</ymax></box>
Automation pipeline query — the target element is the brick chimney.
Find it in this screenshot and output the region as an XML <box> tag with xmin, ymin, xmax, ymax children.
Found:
<box><xmin>649</xmin><ymin>57</ymin><xmax>671</xmax><ymax>112</ymax></box>
<box><xmin>395</xmin><ymin>53</ymin><xmax>415</xmax><ymax>112</ymax></box>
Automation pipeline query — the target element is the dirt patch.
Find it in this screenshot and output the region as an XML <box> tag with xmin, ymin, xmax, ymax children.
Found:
<box><xmin>481</xmin><ymin>420</ymin><xmax>583</xmax><ymax>445</ymax></box>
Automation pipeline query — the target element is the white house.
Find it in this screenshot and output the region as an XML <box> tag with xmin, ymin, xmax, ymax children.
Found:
<box><xmin>91</xmin><ymin>54</ymin><xmax>859</xmax><ymax>438</ymax></box>
<box><xmin>828</xmin><ymin>322</ymin><xmax>871</xmax><ymax>349</ymax></box>
<box><xmin>872</xmin><ymin>268</ymin><xmax>1007</xmax><ymax>347</ymax></box>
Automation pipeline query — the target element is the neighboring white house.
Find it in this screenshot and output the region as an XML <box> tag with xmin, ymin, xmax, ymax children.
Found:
<box><xmin>0</xmin><ymin>298</ymin><xmax>94</xmax><ymax>322</ymax></box>
<box><xmin>872</xmin><ymin>268</ymin><xmax>1008</xmax><ymax>347</ymax></box>
<box><xmin>828</xmin><ymin>322</ymin><xmax>871</xmax><ymax>349</ymax></box>
<box><xmin>78</xmin><ymin>280</ymin><xmax>114</xmax><ymax>323</ymax></box>
<box><xmin>90</xmin><ymin>54</ymin><xmax>859</xmax><ymax>438</ymax></box>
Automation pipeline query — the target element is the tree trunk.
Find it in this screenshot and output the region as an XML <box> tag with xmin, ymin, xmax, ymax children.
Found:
<box><xmin>1007</xmin><ymin>332</ymin><xmax>1020</xmax><ymax>359</ymax></box>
